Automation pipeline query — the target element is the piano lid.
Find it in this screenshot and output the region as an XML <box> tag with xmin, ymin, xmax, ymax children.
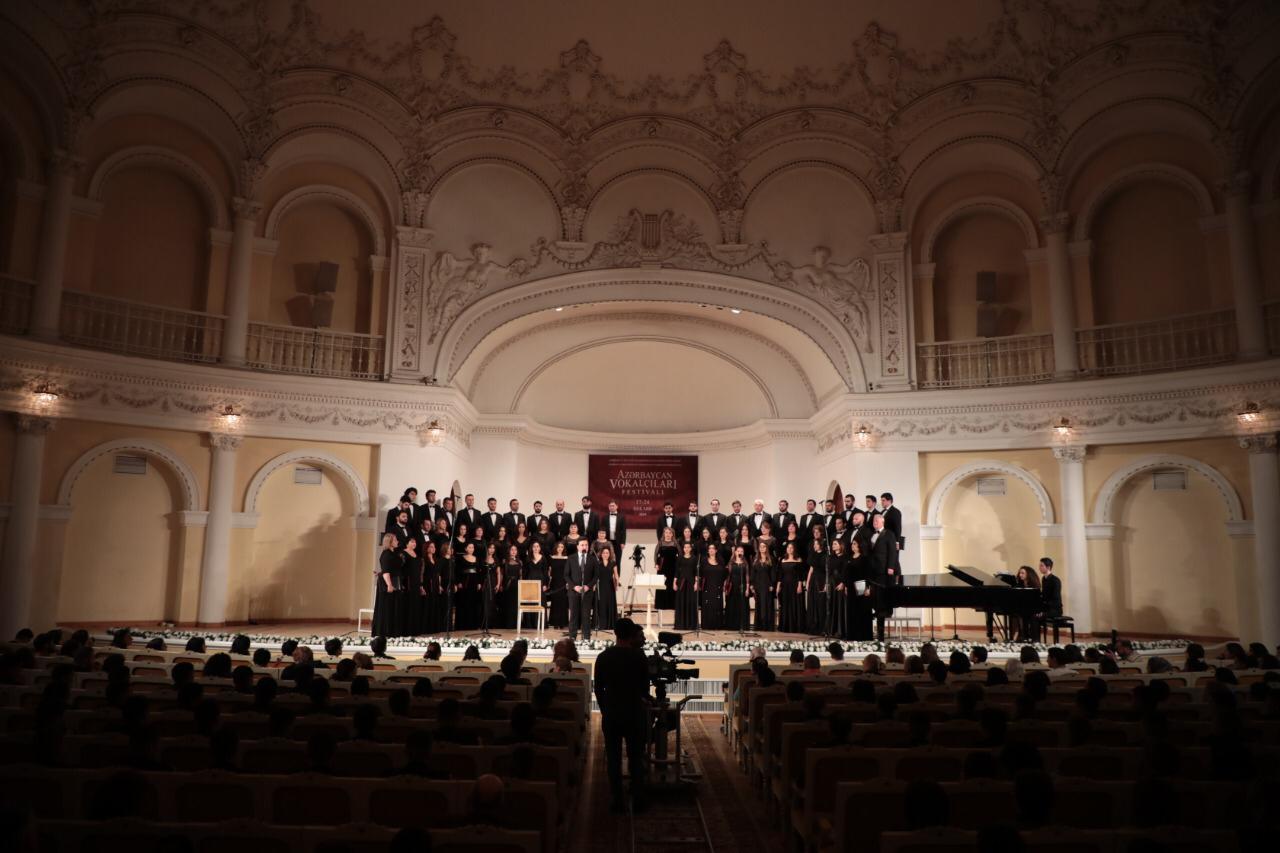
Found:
<box><xmin>945</xmin><ymin>565</ymin><xmax>1003</xmax><ymax>587</ymax></box>
<box><xmin>901</xmin><ymin>573</ymin><xmax>969</xmax><ymax>587</ymax></box>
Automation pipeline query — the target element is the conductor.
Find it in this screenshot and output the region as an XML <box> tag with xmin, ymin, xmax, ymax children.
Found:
<box><xmin>593</xmin><ymin>617</ymin><xmax>650</xmax><ymax>812</ymax></box>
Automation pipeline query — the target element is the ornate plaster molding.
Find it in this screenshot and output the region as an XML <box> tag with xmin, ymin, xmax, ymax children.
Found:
<box><xmin>924</xmin><ymin>460</ymin><xmax>1056</xmax><ymax>527</ymax></box>
<box><xmin>263</xmin><ymin>184</ymin><xmax>387</xmax><ymax>255</ymax></box>
<box><xmin>1091</xmin><ymin>453</ymin><xmax>1245</xmax><ymax>525</ymax></box>
<box><xmin>56</xmin><ymin>437</ymin><xmax>203</xmax><ymax>512</ymax></box>
<box><xmin>243</xmin><ymin>449</ymin><xmax>371</xmax><ymax>515</ymax></box>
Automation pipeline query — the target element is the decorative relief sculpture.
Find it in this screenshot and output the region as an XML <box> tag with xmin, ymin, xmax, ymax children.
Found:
<box><xmin>766</xmin><ymin>248</ymin><xmax>874</xmax><ymax>352</ymax></box>
<box><xmin>426</xmin><ymin>244</ymin><xmax>530</xmax><ymax>343</ymax></box>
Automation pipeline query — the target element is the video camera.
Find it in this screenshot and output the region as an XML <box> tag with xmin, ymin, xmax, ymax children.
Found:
<box><xmin>647</xmin><ymin>631</ymin><xmax>700</xmax><ymax>692</ymax></box>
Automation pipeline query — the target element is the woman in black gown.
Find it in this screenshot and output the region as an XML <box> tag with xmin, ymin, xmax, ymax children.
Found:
<box><xmin>779</xmin><ymin>521</ymin><xmax>803</xmax><ymax>563</ymax></box>
<box><xmin>524</xmin><ymin>541</ymin><xmax>550</xmax><ymax>632</ymax></box>
<box><xmin>561</xmin><ymin>523</ymin><xmax>583</xmax><ymax>554</ymax></box>
<box><xmin>754</xmin><ymin>520</ymin><xmax>777</xmax><ymax>564</ymax></box>
<box><xmin>733</xmin><ymin>523</ymin><xmax>753</xmax><ymax>563</ymax></box>
<box><xmin>674</xmin><ymin>541</ymin><xmax>700</xmax><ymax>630</ymax></box>
<box><xmin>807</xmin><ymin>524</ymin><xmax>827</xmax><ymax>561</ymax></box>
<box><xmin>512</xmin><ymin>523</ymin><xmax>532</xmax><ymax>561</ymax></box>
<box><xmin>696</xmin><ymin>526</ymin><xmax>715</xmax><ymax>560</ymax></box>
<box><xmin>827</xmin><ymin>538</ymin><xmax>850</xmax><ymax>639</ymax></box>
<box><xmin>725</xmin><ymin>545</ymin><xmax>750</xmax><ymax>631</ymax></box>
<box><xmin>751</xmin><ymin>540</ymin><xmax>776</xmax><ymax>632</ymax></box>
<box><xmin>654</xmin><ymin>526</ymin><xmax>679</xmax><ymax>611</ymax></box>
<box><xmin>372</xmin><ymin>534</ymin><xmax>402</xmax><ymax>637</ymax></box>
<box><xmin>418</xmin><ymin>539</ymin><xmax>440</xmax><ymax>634</ymax></box>
<box><xmin>777</xmin><ymin>542</ymin><xmax>805</xmax><ymax>633</ymax></box>
<box><xmin>455</xmin><ymin>542</ymin><xmax>480</xmax><ymax>630</ymax></box>
<box><xmin>438</xmin><ymin>542</ymin><xmax>456</xmax><ymax>634</ymax></box>
<box><xmin>596</xmin><ymin>545</ymin><xmax>619</xmax><ymax>632</ymax></box>
<box><xmin>502</xmin><ymin>544</ymin><xmax>522</xmax><ymax>629</ymax></box>
<box><xmin>846</xmin><ymin>538</ymin><xmax>874</xmax><ymax>641</ymax></box>
<box><xmin>700</xmin><ymin>545</ymin><xmax>727</xmax><ymax>629</ymax></box>
<box><xmin>805</xmin><ymin>538</ymin><xmax>828</xmax><ymax>635</ymax></box>
<box><xmin>451</xmin><ymin>524</ymin><xmax>472</xmax><ymax>565</ymax></box>
<box><xmin>534</xmin><ymin>519</ymin><xmax>554</xmax><ymax>559</ymax></box>
<box><xmin>481</xmin><ymin>543</ymin><xmax>500</xmax><ymax>631</ymax></box>
<box><xmin>398</xmin><ymin>538</ymin><xmax>422</xmax><ymax>637</ymax></box>
<box><xmin>715</xmin><ymin>526</ymin><xmax>734</xmax><ymax>565</ymax></box>
<box><xmin>547</xmin><ymin>541</ymin><xmax>569</xmax><ymax>628</ymax></box>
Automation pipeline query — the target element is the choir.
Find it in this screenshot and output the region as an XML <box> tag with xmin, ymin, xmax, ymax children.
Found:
<box><xmin>371</xmin><ymin>489</ymin><xmax>905</xmax><ymax>639</ymax></box>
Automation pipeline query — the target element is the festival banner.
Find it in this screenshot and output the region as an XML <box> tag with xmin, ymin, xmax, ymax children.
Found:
<box><xmin>588</xmin><ymin>454</ymin><xmax>698</xmax><ymax>530</ymax></box>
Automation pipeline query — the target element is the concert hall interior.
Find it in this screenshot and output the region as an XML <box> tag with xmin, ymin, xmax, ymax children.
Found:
<box><xmin>1</xmin><ymin>1</ymin><xmax>1279</xmax><ymax>851</ymax></box>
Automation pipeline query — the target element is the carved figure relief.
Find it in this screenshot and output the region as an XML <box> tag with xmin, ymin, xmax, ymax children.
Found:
<box><xmin>426</xmin><ymin>244</ymin><xmax>530</xmax><ymax>343</ymax></box>
<box><xmin>767</xmin><ymin>248</ymin><xmax>874</xmax><ymax>352</ymax></box>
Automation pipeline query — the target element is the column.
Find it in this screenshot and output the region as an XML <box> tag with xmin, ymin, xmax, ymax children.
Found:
<box><xmin>1053</xmin><ymin>445</ymin><xmax>1092</xmax><ymax>635</ymax></box>
<box><xmin>196</xmin><ymin>433</ymin><xmax>241</xmax><ymax>626</ymax></box>
<box><xmin>0</xmin><ymin>415</ymin><xmax>55</xmax><ymax>637</ymax></box>
<box><xmin>389</xmin><ymin>226</ymin><xmax>435</xmax><ymax>382</ymax></box>
<box><xmin>1041</xmin><ymin>212</ymin><xmax>1079</xmax><ymax>378</ymax></box>
<box><xmin>220</xmin><ymin>198</ymin><xmax>262</xmax><ymax>366</ymax></box>
<box><xmin>867</xmin><ymin>231</ymin><xmax>912</xmax><ymax>391</ymax></box>
<box><xmin>913</xmin><ymin>263</ymin><xmax>937</xmax><ymax>385</ymax></box>
<box><xmin>30</xmin><ymin>151</ymin><xmax>82</xmax><ymax>339</ymax></box>
<box><xmin>1221</xmin><ymin>173</ymin><xmax>1267</xmax><ymax>360</ymax></box>
<box><xmin>1241</xmin><ymin>435</ymin><xmax>1280</xmax><ymax>645</ymax></box>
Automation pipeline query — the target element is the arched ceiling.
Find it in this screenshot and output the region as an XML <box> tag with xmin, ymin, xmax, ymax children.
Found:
<box><xmin>455</xmin><ymin>300</ymin><xmax>845</xmax><ymax>424</ymax></box>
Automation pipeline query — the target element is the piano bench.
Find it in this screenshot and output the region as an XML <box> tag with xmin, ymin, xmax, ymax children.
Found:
<box><xmin>886</xmin><ymin>615</ymin><xmax>923</xmax><ymax>641</ymax></box>
<box><xmin>1041</xmin><ymin>616</ymin><xmax>1075</xmax><ymax>644</ymax></box>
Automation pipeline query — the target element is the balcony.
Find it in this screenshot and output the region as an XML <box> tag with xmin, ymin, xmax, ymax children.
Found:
<box><xmin>916</xmin><ymin>333</ymin><xmax>1055</xmax><ymax>390</ymax></box>
<box><xmin>0</xmin><ymin>275</ymin><xmax>32</xmax><ymax>335</ymax></box>
<box><xmin>246</xmin><ymin>322</ymin><xmax>385</xmax><ymax>381</ymax></box>
<box><xmin>1075</xmin><ymin>309</ymin><xmax>1236</xmax><ymax>377</ymax></box>
<box><xmin>60</xmin><ymin>290</ymin><xmax>224</xmax><ymax>364</ymax></box>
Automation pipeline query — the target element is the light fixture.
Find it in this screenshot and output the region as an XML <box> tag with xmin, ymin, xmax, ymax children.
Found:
<box><xmin>854</xmin><ymin>424</ymin><xmax>872</xmax><ymax>447</ymax></box>
<box><xmin>31</xmin><ymin>382</ymin><xmax>59</xmax><ymax>409</ymax></box>
<box><xmin>1053</xmin><ymin>416</ymin><xmax>1073</xmax><ymax>439</ymax></box>
<box><xmin>554</xmin><ymin>307</ymin><xmax>564</xmax><ymax>312</ymax></box>
<box><xmin>218</xmin><ymin>404</ymin><xmax>242</xmax><ymax>429</ymax></box>
<box><xmin>426</xmin><ymin>419</ymin><xmax>445</xmax><ymax>445</ymax></box>
<box><xmin>1237</xmin><ymin>401</ymin><xmax>1262</xmax><ymax>427</ymax></box>
<box><xmin>730</xmin><ymin>308</ymin><xmax>742</xmax><ymax>315</ymax></box>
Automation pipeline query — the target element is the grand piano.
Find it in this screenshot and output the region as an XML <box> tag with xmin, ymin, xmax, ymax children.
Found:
<box><xmin>876</xmin><ymin>564</ymin><xmax>1042</xmax><ymax>642</ymax></box>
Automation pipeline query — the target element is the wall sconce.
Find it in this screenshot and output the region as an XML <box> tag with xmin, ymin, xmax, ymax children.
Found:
<box><xmin>1052</xmin><ymin>417</ymin><xmax>1073</xmax><ymax>439</ymax></box>
<box><xmin>854</xmin><ymin>424</ymin><xmax>872</xmax><ymax>448</ymax></box>
<box><xmin>31</xmin><ymin>382</ymin><xmax>60</xmax><ymax>409</ymax></box>
<box><xmin>1237</xmin><ymin>401</ymin><xmax>1262</xmax><ymax>428</ymax></box>
<box><xmin>426</xmin><ymin>419</ymin><xmax>445</xmax><ymax>445</ymax></box>
<box><xmin>218</xmin><ymin>404</ymin><xmax>243</xmax><ymax>430</ymax></box>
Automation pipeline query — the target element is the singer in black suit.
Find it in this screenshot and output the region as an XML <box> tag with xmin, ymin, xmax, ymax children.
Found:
<box><xmin>502</xmin><ymin>499</ymin><xmax>526</xmax><ymax>537</ymax></box>
<box><xmin>527</xmin><ymin>502</ymin><xmax>548</xmax><ymax>537</ymax></box>
<box><xmin>566</xmin><ymin>540</ymin><xmax>599</xmax><ymax>641</ymax></box>
<box><xmin>701</xmin><ymin>500</ymin><xmax>728</xmax><ymax>538</ymax></box>
<box><xmin>677</xmin><ymin>502</ymin><xmax>701</xmax><ymax>537</ymax></box>
<box><xmin>867</xmin><ymin>514</ymin><xmax>901</xmax><ymax>641</ymax></box>
<box><xmin>1038</xmin><ymin>557</ymin><xmax>1063</xmax><ymax>634</ymax></box>
<box><xmin>602</xmin><ymin>501</ymin><xmax>627</xmax><ymax>556</ymax></box>
<box><xmin>385</xmin><ymin>498</ymin><xmax>413</xmax><ymax>535</ymax></box>
<box><xmin>773</xmin><ymin>501</ymin><xmax>797</xmax><ymax>539</ymax></box>
<box><xmin>576</xmin><ymin>498</ymin><xmax>600</xmax><ymax>542</ymax></box>
<box><xmin>480</xmin><ymin>498</ymin><xmax>504</xmax><ymax>540</ymax></box>
<box><xmin>457</xmin><ymin>495</ymin><xmax>482</xmax><ymax>536</ymax></box>
<box><xmin>727</xmin><ymin>502</ymin><xmax>747</xmax><ymax>537</ymax></box>
<box><xmin>880</xmin><ymin>493</ymin><xmax>903</xmax><ymax>547</ymax></box>
<box><xmin>655</xmin><ymin>502</ymin><xmax>678</xmax><ymax>537</ymax></box>
<box><xmin>548</xmin><ymin>502</ymin><xmax>572</xmax><ymax>541</ymax></box>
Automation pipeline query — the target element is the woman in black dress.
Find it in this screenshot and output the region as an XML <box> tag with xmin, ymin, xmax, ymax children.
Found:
<box><xmin>805</xmin><ymin>538</ymin><xmax>828</xmax><ymax>635</ymax></box>
<box><xmin>524</xmin><ymin>540</ymin><xmax>550</xmax><ymax>632</ymax></box>
<box><xmin>654</xmin><ymin>526</ymin><xmax>679</xmax><ymax>611</ymax></box>
<box><xmin>847</xmin><ymin>537</ymin><xmax>874</xmax><ymax>641</ymax></box>
<box><xmin>733</xmin><ymin>523</ymin><xmax>753</xmax><ymax>562</ymax></box>
<box><xmin>502</xmin><ymin>544</ymin><xmax>522</xmax><ymax>629</ymax></box>
<box><xmin>725</xmin><ymin>545</ymin><xmax>750</xmax><ymax>631</ymax></box>
<box><xmin>827</xmin><ymin>538</ymin><xmax>850</xmax><ymax>639</ymax></box>
<box><xmin>696</xmin><ymin>526</ymin><xmax>715</xmax><ymax>560</ymax></box>
<box><xmin>596</xmin><ymin>545</ymin><xmax>619</xmax><ymax>632</ymax></box>
<box><xmin>561</xmin><ymin>523</ymin><xmax>583</xmax><ymax>554</ymax></box>
<box><xmin>398</xmin><ymin>538</ymin><xmax>422</xmax><ymax>637</ymax></box>
<box><xmin>807</xmin><ymin>524</ymin><xmax>827</xmax><ymax>560</ymax></box>
<box><xmin>754</xmin><ymin>520</ymin><xmax>777</xmax><ymax>564</ymax></box>
<box><xmin>779</xmin><ymin>521</ymin><xmax>803</xmax><ymax>562</ymax></box>
<box><xmin>547</xmin><ymin>541</ymin><xmax>570</xmax><ymax>629</ymax></box>
<box><xmin>372</xmin><ymin>534</ymin><xmax>402</xmax><ymax>637</ymax></box>
<box><xmin>751</xmin><ymin>540</ymin><xmax>775</xmax><ymax>632</ymax></box>
<box><xmin>674</xmin><ymin>541</ymin><xmax>700</xmax><ymax>630</ymax></box>
<box><xmin>481</xmin><ymin>543</ymin><xmax>500</xmax><ymax>631</ymax></box>
<box><xmin>438</xmin><ymin>542</ymin><xmax>456</xmax><ymax>634</ymax></box>
<box><xmin>534</xmin><ymin>518</ymin><xmax>554</xmax><ymax>558</ymax></box>
<box><xmin>700</xmin><ymin>545</ymin><xmax>727</xmax><ymax>629</ymax></box>
<box><xmin>777</xmin><ymin>542</ymin><xmax>805</xmax><ymax>633</ymax></box>
<box><xmin>452</xmin><ymin>523</ymin><xmax>471</xmax><ymax>563</ymax></box>
<box><xmin>715</xmin><ymin>525</ymin><xmax>734</xmax><ymax>565</ymax></box>
<box><xmin>455</xmin><ymin>541</ymin><xmax>480</xmax><ymax>630</ymax></box>
<box><xmin>419</xmin><ymin>539</ymin><xmax>440</xmax><ymax>634</ymax></box>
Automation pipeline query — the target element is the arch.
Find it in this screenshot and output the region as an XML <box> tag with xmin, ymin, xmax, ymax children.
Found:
<box><xmin>743</xmin><ymin>159</ymin><xmax>877</xmax><ymax>209</ymax></box>
<box><xmin>510</xmin><ymin>335</ymin><xmax>781</xmax><ymax>417</ymax></box>
<box><xmin>427</xmin><ymin>156</ymin><xmax>560</xmax><ymax>213</ymax></box>
<box><xmin>87</xmin><ymin>146</ymin><xmax>229</xmax><ymax>229</ymax></box>
<box><xmin>264</xmin><ymin>184</ymin><xmax>387</xmax><ymax>256</ymax></box>
<box><xmin>1091</xmin><ymin>454</ymin><xmax>1243</xmax><ymax>526</ymax></box>
<box><xmin>585</xmin><ymin>167</ymin><xmax>720</xmax><ymax>221</ymax></box>
<box><xmin>432</xmin><ymin>268</ymin><xmax>868</xmax><ymax>393</ymax></box>
<box><xmin>920</xmin><ymin>196</ymin><xmax>1040</xmax><ymax>263</ymax></box>
<box><xmin>243</xmin><ymin>449</ymin><xmax>370</xmax><ymax>516</ymax></box>
<box><xmin>57</xmin><ymin>439</ymin><xmax>201</xmax><ymax>512</ymax></box>
<box><xmin>925</xmin><ymin>460</ymin><xmax>1055</xmax><ymax>527</ymax></box>
<box><xmin>1073</xmin><ymin>162</ymin><xmax>1215</xmax><ymax>241</ymax></box>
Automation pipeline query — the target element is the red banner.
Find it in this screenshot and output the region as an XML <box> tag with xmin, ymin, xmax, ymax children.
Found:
<box><xmin>588</xmin><ymin>454</ymin><xmax>698</xmax><ymax>530</ymax></box>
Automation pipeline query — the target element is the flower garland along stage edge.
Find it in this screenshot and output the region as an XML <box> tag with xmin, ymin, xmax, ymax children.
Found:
<box><xmin>99</xmin><ymin>627</ymin><xmax>1194</xmax><ymax>658</ymax></box>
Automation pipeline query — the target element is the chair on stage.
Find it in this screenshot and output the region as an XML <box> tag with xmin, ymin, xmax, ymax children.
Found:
<box><xmin>516</xmin><ymin>579</ymin><xmax>545</xmax><ymax>635</ymax></box>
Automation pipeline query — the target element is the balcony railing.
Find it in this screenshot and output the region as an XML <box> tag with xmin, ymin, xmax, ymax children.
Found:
<box><xmin>916</xmin><ymin>333</ymin><xmax>1055</xmax><ymax>389</ymax></box>
<box><xmin>1265</xmin><ymin>300</ymin><xmax>1280</xmax><ymax>356</ymax></box>
<box><xmin>246</xmin><ymin>322</ymin><xmax>385</xmax><ymax>380</ymax></box>
<box><xmin>60</xmin><ymin>289</ymin><xmax>224</xmax><ymax>364</ymax></box>
<box><xmin>1076</xmin><ymin>308</ymin><xmax>1237</xmax><ymax>377</ymax></box>
<box><xmin>0</xmin><ymin>275</ymin><xmax>33</xmax><ymax>335</ymax></box>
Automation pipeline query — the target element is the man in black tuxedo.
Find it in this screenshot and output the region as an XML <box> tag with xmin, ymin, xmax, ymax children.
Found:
<box><xmin>848</xmin><ymin>510</ymin><xmax>872</xmax><ymax>555</ymax></box>
<box><xmin>549</xmin><ymin>500</ymin><xmax>571</xmax><ymax>541</ymax></box>
<box><xmin>602</xmin><ymin>501</ymin><xmax>627</xmax><ymax>557</ymax></box>
<box><xmin>727</xmin><ymin>500</ymin><xmax>746</xmax><ymax>537</ymax></box>
<box><xmin>880</xmin><ymin>492</ymin><xmax>903</xmax><ymax>550</ymax></box>
<box><xmin>799</xmin><ymin>499</ymin><xmax>822</xmax><ymax>537</ymax></box>
<box><xmin>415</xmin><ymin>488</ymin><xmax>439</xmax><ymax>528</ymax></box>
<box><xmin>830</xmin><ymin>515</ymin><xmax>850</xmax><ymax>548</ymax></box>
<box><xmin>576</xmin><ymin>496</ymin><xmax>599</xmax><ymax>541</ymax></box>
<box><xmin>863</xmin><ymin>495</ymin><xmax>881</xmax><ymax>527</ymax></box>
<box><xmin>528</xmin><ymin>500</ymin><xmax>548</xmax><ymax>535</ymax></box>
<box><xmin>823</xmin><ymin>499</ymin><xmax>839</xmax><ymax>538</ymax></box>
<box><xmin>842</xmin><ymin>494</ymin><xmax>857</xmax><ymax>528</ymax></box>
<box><xmin>439</xmin><ymin>496</ymin><xmax>456</xmax><ymax>535</ymax></box>
<box><xmin>773</xmin><ymin>499</ymin><xmax>796</xmax><ymax>537</ymax></box>
<box><xmin>389</xmin><ymin>509</ymin><xmax>415</xmax><ymax>548</ymax></box>
<box><xmin>502</xmin><ymin>498</ymin><xmax>526</xmax><ymax>537</ymax></box>
<box><xmin>867</xmin><ymin>513</ymin><xmax>901</xmax><ymax>641</ymax></box>
<box><xmin>1038</xmin><ymin>557</ymin><xmax>1063</xmax><ymax>617</ymax></box>
<box><xmin>678</xmin><ymin>501</ymin><xmax>701</xmax><ymax>537</ymax></box>
<box><xmin>655</xmin><ymin>501</ymin><xmax>677</xmax><ymax>537</ymax></box>
<box><xmin>385</xmin><ymin>497</ymin><xmax>413</xmax><ymax>535</ymax></box>
<box><xmin>481</xmin><ymin>497</ymin><xmax>504</xmax><ymax>540</ymax></box>
<box><xmin>748</xmin><ymin>500</ymin><xmax>769</xmax><ymax>537</ymax></box>
<box><xmin>566</xmin><ymin>539</ymin><xmax>599</xmax><ymax>641</ymax></box>
<box><xmin>457</xmin><ymin>494</ymin><xmax>482</xmax><ymax>536</ymax></box>
<box><xmin>701</xmin><ymin>499</ymin><xmax>726</xmax><ymax>538</ymax></box>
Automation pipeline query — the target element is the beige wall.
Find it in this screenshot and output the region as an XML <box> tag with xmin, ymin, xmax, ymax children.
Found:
<box><xmin>933</xmin><ymin>213</ymin><xmax>1038</xmax><ymax>341</ymax></box>
<box><xmin>937</xmin><ymin>475</ymin><xmax>1046</xmax><ymax>576</ymax></box>
<box><xmin>267</xmin><ymin>203</ymin><xmax>374</xmax><ymax>334</ymax></box>
<box><xmin>90</xmin><ymin>166</ymin><xmax>210</xmax><ymax>310</ymax></box>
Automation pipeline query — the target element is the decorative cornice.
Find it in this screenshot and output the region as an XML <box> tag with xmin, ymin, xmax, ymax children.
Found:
<box><xmin>1053</xmin><ymin>445</ymin><xmax>1086</xmax><ymax>464</ymax></box>
<box><xmin>1239</xmin><ymin>434</ymin><xmax>1277</xmax><ymax>454</ymax></box>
